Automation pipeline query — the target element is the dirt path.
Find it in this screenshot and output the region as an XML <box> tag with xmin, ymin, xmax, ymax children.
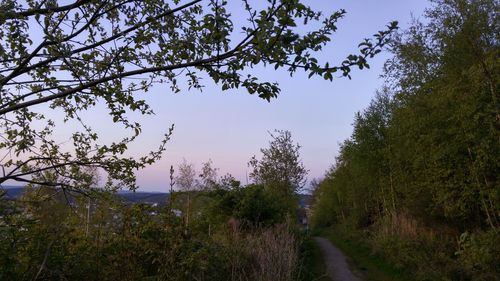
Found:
<box><xmin>314</xmin><ymin>237</ymin><xmax>363</xmax><ymax>281</ymax></box>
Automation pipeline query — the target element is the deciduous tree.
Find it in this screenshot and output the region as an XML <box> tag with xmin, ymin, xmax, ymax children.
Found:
<box><xmin>249</xmin><ymin>130</ymin><xmax>307</xmax><ymax>195</ymax></box>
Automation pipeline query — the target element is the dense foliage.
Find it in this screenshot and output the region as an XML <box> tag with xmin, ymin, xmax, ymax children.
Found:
<box><xmin>249</xmin><ymin>130</ymin><xmax>308</xmax><ymax>194</ymax></box>
<box><xmin>0</xmin><ymin>182</ymin><xmax>310</xmax><ymax>280</ymax></box>
<box><xmin>0</xmin><ymin>131</ymin><xmax>313</xmax><ymax>280</ymax></box>
<box><xmin>311</xmin><ymin>0</ymin><xmax>499</xmax><ymax>280</ymax></box>
<box><xmin>248</xmin><ymin>130</ymin><xmax>308</xmax><ymax>216</ymax></box>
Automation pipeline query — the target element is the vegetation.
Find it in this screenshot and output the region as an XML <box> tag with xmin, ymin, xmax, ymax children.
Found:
<box><xmin>0</xmin><ymin>130</ymin><xmax>318</xmax><ymax>280</ymax></box>
<box><xmin>3</xmin><ymin>0</ymin><xmax>498</xmax><ymax>280</ymax></box>
<box><xmin>300</xmin><ymin>237</ymin><xmax>331</xmax><ymax>281</ymax></box>
<box><xmin>0</xmin><ymin>1</ymin><xmax>397</xmax><ymax>275</ymax></box>
<box><xmin>248</xmin><ymin>130</ymin><xmax>308</xmax><ymax>218</ymax></box>
<box><xmin>317</xmin><ymin>226</ymin><xmax>414</xmax><ymax>281</ymax></box>
<box><xmin>311</xmin><ymin>0</ymin><xmax>499</xmax><ymax>280</ymax></box>
<box><xmin>249</xmin><ymin>130</ymin><xmax>308</xmax><ymax>194</ymax></box>
<box><xmin>0</xmin><ymin>1</ymin><xmax>397</xmax><ymax>276</ymax></box>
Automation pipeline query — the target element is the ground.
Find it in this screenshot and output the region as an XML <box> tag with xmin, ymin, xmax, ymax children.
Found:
<box><xmin>314</xmin><ymin>237</ymin><xmax>364</xmax><ymax>281</ymax></box>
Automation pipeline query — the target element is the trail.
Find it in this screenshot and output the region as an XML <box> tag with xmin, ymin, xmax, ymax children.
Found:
<box><xmin>314</xmin><ymin>237</ymin><xmax>363</xmax><ymax>281</ymax></box>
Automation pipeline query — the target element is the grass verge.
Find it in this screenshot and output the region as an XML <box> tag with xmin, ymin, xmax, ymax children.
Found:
<box><xmin>300</xmin><ymin>236</ymin><xmax>332</xmax><ymax>281</ymax></box>
<box><xmin>318</xmin><ymin>226</ymin><xmax>415</xmax><ymax>281</ymax></box>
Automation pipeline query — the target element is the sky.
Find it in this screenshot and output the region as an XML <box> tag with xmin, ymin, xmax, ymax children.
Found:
<box><xmin>125</xmin><ymin>0</ymin><xmax>432</xmax><ymax>192</ymax></box>
<box><xmin>79</xmin><ymin>1</ymin><xmax>431</xmax><ymax>192</ymax></box>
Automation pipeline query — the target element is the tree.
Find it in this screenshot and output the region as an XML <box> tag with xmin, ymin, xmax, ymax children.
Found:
<box><xmin>198</xmin><ymin>159</ymin><xmax>218</xmax><ymax>191</ymax></box>
<box><xmin>175</xmin><ymin>159</ymin><xmax>197</xmax><ymax>193</ymax></box>
<box><xmin>385</xmin><ymin>0</ymin><xmax>499</xmax><ymax>230</ymax></box>
<box><xmin>249</xmin><ymin>130</ymin><xmax>308</xmax><ymax>195</ymax></box>
<box><xmin>311</xmin><ymin>1</ymin><xmax>499</xmax><ymax>279</ymax></box>
<box><xmin>175</xmin><ymin>159</ymin><xmax>196</xmax><ymax>226</ymax></box>
<box><xmin>219</xmin><ymin>173</ymin><xmax>240</xmax><ymax>190</ymax></box>
<box><xmin>0</xmin><ymin>0</ymin><xmax>397</xmax><ymax>192</ymax></box>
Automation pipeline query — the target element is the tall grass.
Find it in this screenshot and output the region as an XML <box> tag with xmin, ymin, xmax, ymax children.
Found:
<box><xmin>220</xmin><ymin>221</ymin><xmax>300</xmax><ymax>281</ymax></box>
<box><xmin>247</xmin><ymin>223</ymin><xmax>299</xmax><ymax>281</ymax></box>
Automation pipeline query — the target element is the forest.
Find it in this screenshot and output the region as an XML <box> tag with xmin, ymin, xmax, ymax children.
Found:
<box><xmin>311</xmin><ymin>0</ymin><xmax>499</xmax><ymax>280</ymax></box>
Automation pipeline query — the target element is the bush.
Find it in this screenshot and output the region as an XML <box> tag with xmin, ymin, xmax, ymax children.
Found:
<box><xmin>456</xmin><ymin>230</ymin><xmax>500</xmax><ymax>281</ymax></box>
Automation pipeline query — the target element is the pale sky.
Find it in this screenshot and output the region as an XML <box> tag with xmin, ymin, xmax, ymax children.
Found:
<box><xmin>91</xmin><ymin>1</ymin><xmax>431</xmax><ymax>192</ymax></box>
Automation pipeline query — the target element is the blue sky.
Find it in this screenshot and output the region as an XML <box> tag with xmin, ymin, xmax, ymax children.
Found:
<box><xmin>117</xmin><ymin>0</ymin><xmax>432</xmax><ymax>192</ymax></box>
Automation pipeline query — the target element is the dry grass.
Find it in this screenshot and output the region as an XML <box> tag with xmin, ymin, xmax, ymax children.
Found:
<box><xmin>247</xmin><ymin>223</ymin><xmax>299</xmax><ymax>281</ymax></box>
<box><xmin>221</xmin><ymin>220</ymin><xmax>300</xmax><ymax>281</ymax></box>
<box><xmin>376</xmin><ymin>211</ymin><xmax>458</xmax><ymax>241</ymax></box>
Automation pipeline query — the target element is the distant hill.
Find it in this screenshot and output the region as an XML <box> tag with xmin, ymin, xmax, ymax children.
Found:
<box><xmin>119</xmin><ymin>192</ymin><xmax>169</xmax><ymax>204</ymax></box>
<box><xmin>2</xmin><ymin>186</ymin><xmax>311</xmax><ymax>207</ymax></box>
<box><xmin>1</xmin><ymin>186</ymin><xmax>169</xmax><ymax>204</ymax></box>
<box><xmin>298</xmin><ymin>194</ymin><xmax>312</xmax><ymax>208</ymax></box>
<box><xmin>1</xmin><ymin>186</ymin><xmax>25</xmax><ymax>200</ymax></box>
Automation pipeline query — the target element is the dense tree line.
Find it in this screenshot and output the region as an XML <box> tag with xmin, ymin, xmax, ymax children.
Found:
<box><xmin>311</xmin><ymin>0</ymin><xmax>499</xmax><ymax>280</ymax></box>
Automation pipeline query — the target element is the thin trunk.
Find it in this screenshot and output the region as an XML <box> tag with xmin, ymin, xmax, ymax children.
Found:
<box><xmin>467</xmin><ymin>38</ymin><xmax>499</xmax><ymax>128</ymax></box>
<box><xmin>85</xmin><ymin>197</ymin><xmax>90</xmax><ymax>237</ymax></box>
<box><xmin>487</xmin><ymin>193</ymin><xmax>499</xmax><ymax>226</ymax></box>
<box><xmin>186</xmin><ymin>192</ymin><xmax>190</xmax><ymax>227</ymax></box>
<box><xmin>336</xmin><ymin>193</ymin><xmax>346</xmax><ymax>222</ymax></box>
<box><xmin>379</xmin><ymin>168</ymin><xmax>389</xmax><ymax>217</ymax></box>
<box><xmin>389</xmin><ymin>164</ymin><xmax>397</xmax><ymax>214</ymax></box>
<box><xmin>386</xmin><ymin>143</ymin><xmax>397</xmax><ymax>216</ymax></box>
<box><xmin>32</xmin><ymin>240</ymin><xmax>53</xmax><ymax>281</ymax></box>
<box><xmin>467</xmin><ymin>146</ymin><xmax>496</xmax><ymax>230</ymax></box>
<box><xmin>483</xmin><ymin>176</ymin><xmax>499</xmax><ymax>227</ymax></box>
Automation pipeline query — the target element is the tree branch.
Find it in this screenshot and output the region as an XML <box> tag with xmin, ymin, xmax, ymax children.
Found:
<box><xmin>0</xmin><ymin>0</ymin><xmax>203</xmax><ymax>86</ymax></box>
<box><xmin>4</xmin><ymin>0</ymin><xmax>92</xmax><ymax>20</ymax></box>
